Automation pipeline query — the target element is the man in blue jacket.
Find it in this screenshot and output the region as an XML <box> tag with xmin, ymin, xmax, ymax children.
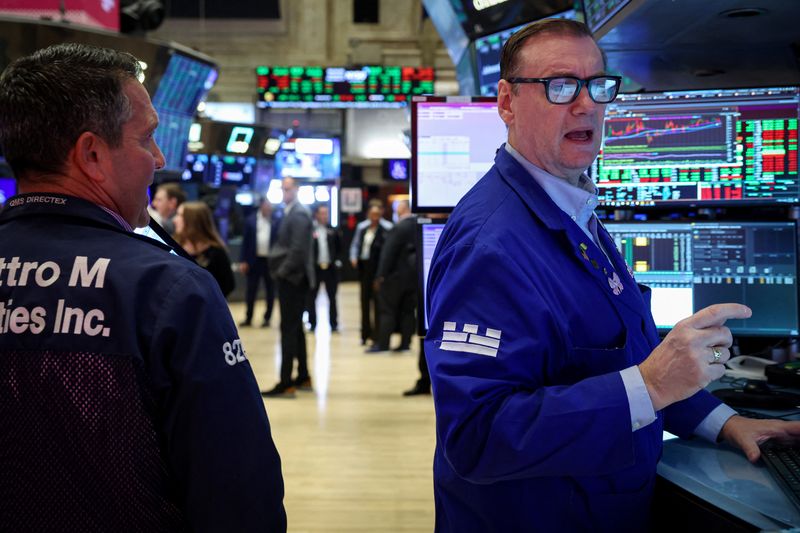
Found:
<box><xmin>425</xmin><ymin>19</ymin><xmax>800</xmax><ymax>532</ymax></box>
<box><xmin>240</xmin><ymin>197</ymin><xmax>281</xmax><ymax>327</ymax></box>
<box><xmin>0</xmin><ymin>43</ymin><xmax>286</xmax><ymax>531</ymax></box>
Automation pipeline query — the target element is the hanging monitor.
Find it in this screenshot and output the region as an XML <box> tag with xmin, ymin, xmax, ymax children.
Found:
<box><xmin>604</xmin><ymin>220</ymin><xmax>799</xmax><ymax>336</ymax></box>
<box><xmin>473</xmin><ymin>8</ymin><xmax>576</xmax><ymax>96</ymax></box>
<box><xmin>411</xmin><ymin>96</ymin><xmax>507</xmax><ymax>213</ymax></box>
<box><xmin>256</xmin><ymin>65</ymin><xmax>435</xmax><ymax>108</ymax></box>
<box><xmin>593</xmin><ymin>86</ymin><xmax>800</xmax><ymax>207</ymax></box>
<box><xmin>274</xmin><ymin>138</ymin><xmax>341</xmax><ymax>181</ymax></box>
<box><xmin>152</xmin><ymin>52</ymin><xmax>218</xmax><ymax>171</ymax></box>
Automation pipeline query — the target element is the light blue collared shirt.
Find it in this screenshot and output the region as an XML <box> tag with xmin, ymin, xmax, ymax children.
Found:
<box><xmin>504</xmin><ymin>143</ymin><xmax>736</xmax><ymax>440</ymax></box>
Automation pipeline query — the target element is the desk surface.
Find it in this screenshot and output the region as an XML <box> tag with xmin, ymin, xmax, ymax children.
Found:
<box><xmin>659</xmin><ymin>437</ymin><xmax>800</xmax><ymax>529</ymax></box>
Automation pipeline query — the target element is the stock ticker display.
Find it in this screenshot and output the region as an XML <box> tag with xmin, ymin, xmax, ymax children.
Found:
<box><xmin>256</xmin><ymin>65</ymin><xmax>435</xmax><ymax>108</ymax></box>
<box><xmin>604</xmin><ymin>221</ymin><xmax>799</xmax><ymax>336</ymax></box>
<box><xmin>593</xmin><ymin>86</ymin><xmax>800</xmax><ymax>206</ymax></box>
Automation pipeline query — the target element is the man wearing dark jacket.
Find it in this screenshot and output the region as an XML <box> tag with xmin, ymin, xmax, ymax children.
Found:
<box><xmin>307</xmin><ymin>204</ymin><xmax>343</xmax><ymax>332</ymax></box>
<box><xmin>0</xmin><ymin>43</ymin><xmax>286</xmax><ymax>532</ymax></box>
<box><xmin>240</xmin><ymin>198</ymin><xmax>280</xmax><ymax>327</ymax></box>
<box><xmin>265</xmin><ymin>177</ymin><xmax>315</xmax><ymax>397</ymax></box>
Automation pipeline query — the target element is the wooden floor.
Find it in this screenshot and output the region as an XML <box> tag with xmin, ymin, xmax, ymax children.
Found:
<box><xmin>232</xmin><ymin>281</ymin><xmax>436</xmax><ymax>532</ymax></box>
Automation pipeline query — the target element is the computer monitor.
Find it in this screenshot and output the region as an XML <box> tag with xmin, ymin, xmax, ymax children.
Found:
<box><xmin>152</xmin><ymin>52</ymin><xmax>218</xmax><ymax>171</ymax></box>
<box><xmin>274</xmin><ymin>138</ymin><xmax>341</xmax><ymax>181</ymax></box>
<box><xmin>203</xmin><ymin>155</ymin><xmax>258</xmax><ymax>188</ymax></box>
<box><xmin>603</xmin><ymin>220</ymin><xmax>799</xmax><ymax>336</ymax></box>
<box><xmin>385</xmin><ymin>158</ymin><xmax>409</xmax><ymax>181</ymax></box>
<box><xmin>473</xmin><ymin>9</ymin><xmax>576</xmax><ymax>96</ymax></box>
<box><xmin>411</xmin><ymin>96</ymin><xmax>506</xmax><ymax>213</ymax></box>
<box><xmin>583</xmin><ymin>0</ymin><xmax>635</xmax><ymax>36</ymax></box>
<box><xmin>593</xmin><ymin>86</ymin><xmax>800</xmax><ymax>207</ymax></box>
<box><xmin>416</xmin><ymin>219</ymin><xmax>447</xmax><ymax>335</ymax></box>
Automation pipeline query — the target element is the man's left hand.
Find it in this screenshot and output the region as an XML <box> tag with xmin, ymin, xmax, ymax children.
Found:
<box><xmin>719</xmin><ymin>415</ymin><xmax>800</xmax><ymax>462</ymax></box>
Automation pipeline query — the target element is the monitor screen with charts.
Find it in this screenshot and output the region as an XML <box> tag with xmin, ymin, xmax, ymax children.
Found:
<box><xmin>417</xmin><ymin>220</ymin><xmax>446</xmax><ymax>335</ymax></box>
<box><xmin>411</xmin><ymin>96</ymin><xmax>506</xmax><ymax>213</ymax></box>
<box><xmin>593</xmin><ymin>86</ymin><xmax>800</xmax><ymax>207</ymax></box>
<box><xmin>603</xmin><ymin>221</ymin><xmax>799</xmax><ymax>336</ymax></box>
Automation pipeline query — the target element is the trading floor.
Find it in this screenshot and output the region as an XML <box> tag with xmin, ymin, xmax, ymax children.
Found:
<box><xmin>232</xmin><ymin>282</ymin><xmax>436</xmax><ymax>532</ymax></box>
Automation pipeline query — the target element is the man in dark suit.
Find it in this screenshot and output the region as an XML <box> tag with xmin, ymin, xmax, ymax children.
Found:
<box><xmin>239</xmin><ymin>198</ymin><xmax>281</xmax><ymax>327</ymax></box>
<box><xmin>349</xmin><ymin>201</ymin><xmax>392</xmax><ymax>345</ymax></box>
<box><xmin>307</xmin><ymin>205</ymin><xmax>343</xmax><ymax>332</ymax></box>
<box><xmin>264</xmin><ymin>177</ymin><xmax>315</xmax><ymax>398</ymax></box>
<box><xmin>370</xmin><ymin>200</ymin><xmax>417</xmax><ymax>353</ymax></box>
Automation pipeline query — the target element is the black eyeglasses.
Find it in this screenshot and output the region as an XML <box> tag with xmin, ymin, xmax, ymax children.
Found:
<box><xmin>505</xmin><ymin>75</ymin><xmax>622</xmax><ymax>104</ymax></box>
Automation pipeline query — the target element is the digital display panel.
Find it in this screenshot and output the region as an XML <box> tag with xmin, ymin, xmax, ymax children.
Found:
<box><xmin>604</xmin><ymin>221</ymin><xmax>799</xmax><ymax>336</ymax></box>
<box><xmin>274</xmin><ymin>138</ymin><xmax>341</xmax><ymax>181</ymax></box>
<box><xmin>386</xmin><ymin>159</ymin><xmax>409</xmax><ymax>181</ymax></box>
<box><xmin>411</xmin><ymin>96</ymin><xmax>506</xmax><ymax>212</ymax></box>
<box><xmin>583</xmin><ymin>0</ymin><xmax>632</xmax><ymax>33</ymax></box>
<box><xmin>593</xmin><ymin>86</ymin><xmax>800</xmax><ymax>207</ymax></box>
<box><xmin>183</xmin><ymin>153</ymin><xmax>256</xmax><ymax>187</ymax></box>
<box><xmin>473</xmin><ymin>9</ymin><xmax>575</xmax><ymax>96</ymax></box>
<box><xmin>256</xmin><ymin>65</ymin><xmax>435</xmax><ymax>108</ymax></box>
<box><xmin>417</xmin><ymin>220</ymin><xmax>446</xmax><ymax>334</ymax></box>
<box><xmin>152</xmin><ymin>53</ymin><xmax>218</xmax><ymax>170</ymax></box>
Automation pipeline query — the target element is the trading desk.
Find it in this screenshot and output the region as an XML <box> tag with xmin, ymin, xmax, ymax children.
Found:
<box><xmin>658</xmin><ymin>437</ymin><xmax>800</xmax><ymax>530</ymax></box>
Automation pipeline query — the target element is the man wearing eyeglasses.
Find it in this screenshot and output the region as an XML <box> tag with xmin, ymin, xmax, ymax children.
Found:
<box><xmin>424</xmin><ymin>18</ymin><xmax>800</xmax><ymax>532</ymax></box>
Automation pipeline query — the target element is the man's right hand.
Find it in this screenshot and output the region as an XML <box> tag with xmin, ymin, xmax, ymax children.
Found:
<box><xmin>639</xmin><ymin>303</ymin><xmax>752</xmax><ymax>411</ymax></box>
<box><xmin>350</xmin><ymin>258</ymin><xmax>358</xmax><ymax>269</ymax></box>
<box><xmin>240</xmin><ymin>262</ymin><xmax>249</xmax><ymax>275</ymax></box>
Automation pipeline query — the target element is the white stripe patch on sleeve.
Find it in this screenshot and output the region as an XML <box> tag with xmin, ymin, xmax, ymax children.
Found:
<box><xmin>438</xmin><ymin>322</ymin><xmax>502</xmax><ymax>357</ymax></box>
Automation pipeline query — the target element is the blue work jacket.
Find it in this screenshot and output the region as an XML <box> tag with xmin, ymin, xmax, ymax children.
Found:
<box><xmin>424</xmin><ymin>147</ymin><xmax>722</xmax><ymax>532</ymax></box>
<box><xmin>0</xmin><ymin>194</ymin><xmax>286</xmax><ymax>532</ymax></box>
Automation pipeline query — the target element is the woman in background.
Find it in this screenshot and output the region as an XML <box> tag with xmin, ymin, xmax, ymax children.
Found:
<box><xmin>174</xmin><ymin>201</ymin><xmax>236</xmax><ymax>297</ymax></box>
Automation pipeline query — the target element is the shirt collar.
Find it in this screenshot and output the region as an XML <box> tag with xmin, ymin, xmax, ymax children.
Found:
<box><xmin>100</xmin><ymin>206</ymin><xmax>134</xmax><ymax>232</ymax></box>
<box><xmin>504</xmin><ymin>143</ymin><xmax>599</xmax><ymax>227</ymax></box>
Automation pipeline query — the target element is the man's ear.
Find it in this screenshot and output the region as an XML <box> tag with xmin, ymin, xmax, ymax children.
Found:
<box><xmin>71</xmin><ymin>131</ymin><xmax>109</xmax><ymax>183</ymax></box>
<box><xmin>497</xmin><ymin>79</ymin><xmax>514</xmax><ymax>127</ymax></box>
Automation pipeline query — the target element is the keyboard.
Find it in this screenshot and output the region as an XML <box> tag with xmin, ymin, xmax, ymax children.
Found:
<box><xmin>760</xmin><ymin>442</ymin><xmax>800</xmax><ymax>512</ymax></box>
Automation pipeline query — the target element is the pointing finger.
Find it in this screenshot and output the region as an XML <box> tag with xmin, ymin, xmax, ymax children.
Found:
<box><xmin>684</xmin><ymin>304</ymin><xmax>752</xmax><ymax>330</ymax></box>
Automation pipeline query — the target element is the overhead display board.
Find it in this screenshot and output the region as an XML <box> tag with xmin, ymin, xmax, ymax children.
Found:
<box><xmin>256</xmin><ymin>65</ymin><xmax>435</xmax><ymax>108</ymax></box>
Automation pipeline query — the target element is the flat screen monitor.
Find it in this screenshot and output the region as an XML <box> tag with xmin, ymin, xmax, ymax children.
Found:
<box><xmin>152</xmin><ymin>52</ymin><xmax>218</xmax><ymax>171</ymax></box>
<box><xmin>274</xmin><ymin>138</ymin><xmax>341</xmax><ymax>181</ymax></box>
<box><xmin>205</xmin><ymin>155</ymin><xmax>257</xmax><ymax>188</ymax></box>
<box><xmin>473</xmin><ymin>9</ymin><xmax>576</xmax><ymax>96</ymax></box>
<box><xmin>583</xmin><ymin>0</ymin><xmax>633</xmax><ymax>35</ymax></box>
<box><xmin>604</xmin><ymin>220</ymin><xmax>799</xmax><ymax>336</ymax></box>
<box><xmin>386</xmin><ymin>158</ymin><xmax>409</xmax><ymax>181</ymax></box>
<box><xmin>256</xmin><ymin>65</ymin><xmax>435</xmax><ymax>108</ymax></box>
<box><xmin>411</xmin><ymin>96</ymin><xmax>506</xmax><ymax>213</ymax></box>
<box><xmin>417</xmin><ymin>219</ymin><xmax>447</xmax><ymax>335</ymax></box>
<box><xmin>593</xmin><ymin>86</ymin><xmax>800</xmax><ymax>207</ymax></box>
<box><xmin>0</xmin><ymin>177</ymin><xmax>16</xmax><ymax>205</ymax></box>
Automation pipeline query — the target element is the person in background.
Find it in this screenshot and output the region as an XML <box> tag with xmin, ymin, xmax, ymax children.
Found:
<box><xmin>370</xmin><ymin>200</ymin><xmax>417</xmax><ymax>353</ymax></box>
<box><xmin>264</xmin><ymin>177</ymin><xmax>315</xmax><ymax>397</ymax></box>
<box><xmin>349</xmin><ymin>199</ymin><xmax>393</xmax><ymax>345</ymax></box>
<box><xmin>240</xmin><ymin>197</ymin><xmax>280</xmax><ymax>327</ymax></box>
<box><xmin>174</xmin><ymin>201</ymin><xmax>235</xmax><ymax>298</ymax></box>
<box><xmin>424</xmin><ymin>18</ymin><xmax>800</xmax><ymax>531</ymax></box>
<box><xmin>307</xmin><ymin>204</ymin><xmax>343</xmax><ymax>333</ymax></box>
<box><xmin>149</xmin><ymin>182</ymin><xmax>185</xmax><ymax>234</ymax></box>
<box><xmin>0</xmin><ymin>42</ymin><xmax>285</xmax><ymax>531</ymax></box>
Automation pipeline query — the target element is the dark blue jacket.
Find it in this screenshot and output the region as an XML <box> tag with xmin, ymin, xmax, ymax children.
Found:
<box><xmin>0</xmin><ymin>193</ymin><xmax>286</xmax><ymax>532</ymax></box>
<box><xmin>425</xmin><ymin>147</ymin><xmax>721</xmax><ymax>532</ymax></box>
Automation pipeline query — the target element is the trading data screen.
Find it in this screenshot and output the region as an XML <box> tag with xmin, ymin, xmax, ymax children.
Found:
<box><xmin>474</xmin><ymin>10</ymin><xmax>575</xmax><ymax>96</ymax></box>
<box><xmin>604</xmin><ymin>221</ymin><xmax>799</xmax><ymax>336</ymax></box>
<box><xmin>583</xmin><ymin>0</ymin><xmax>632</xmax><ymax>33</ymax></box>
<box><xmin>412</xmin><ymin>98</ymin><xmax>506</xmax><ymax>212</ymax></box>
<box><xmin>256</xmin><ymin>65</ymin><xmax>435</xmax><ymax>108</ymax></box>
<box><xmin>152</xmin><ymin>53</ymin><xmax>218</xmax><ymax>170</ymax></box>
<box><xmin>593</xmin><ymin>86</ymin><xmax>800</xmax><ymax>206</ymax></box>
<box><xmin>418</xmin><ymin>221</ymin><xmax>446</xmax><ymax>333</ymax></box>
